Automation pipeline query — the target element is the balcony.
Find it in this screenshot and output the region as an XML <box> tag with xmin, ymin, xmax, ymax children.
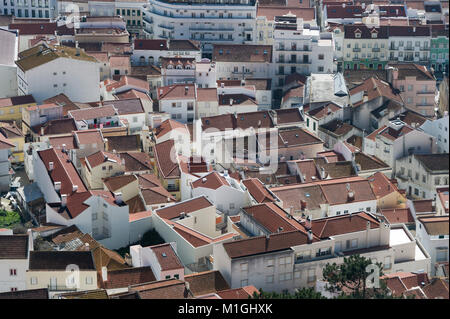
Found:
<box><xmin>158</xmin><ymin>24</ymin><xmax>174</xmax><ymax>30</ymax></box>
<box><xmin>372</xmin><ymin>47</ymin><xmax>380</xmax><ymax>52</ymax></box>
<box><xmin>417</xmin><ymin>91</ymin><xmax>435</xmax><ymax>95</ymax></box>
<box><xmin>353</xmin><ymin>47</ymin><xmax>361</xmax><ymax>52</ymax></box>
<box><xmin>353</xmin><ymin>57</ymin><xmax>360</xmax><ymax>61</ymax></box>
<box><xmin>159</xmin><ymin>34</ymin><xmax>169</xmax><ymax>39</ymax></box>
<box><xmin>420</xmin><ymin>47</ymin><xmax>430</xmax><ymax>51</ymax></box>
<box><xmin>48</xmin><ymin>285</ymin><xmax>77</xmax><ymax>292</ymax></box>
<box><xmin>390</xmin><ymin>47</ymin><xmax>398</xmax><ymax>50</ymax></box>
<box><xmin>405</xmin><ymin>47</ymin><xmax>414</xmax><ymax>51</ymax></box>
<box><xmin>167</xmin><ymin>185</ymin><xmax>179</xmax><ymax>192</ymax></box>
<box><xmin>189</xmin><ymin>27</ymin><xmax>234</xmax><ymax>32</ymax></box>
<box><xmin>277</xmin><ymin>47</ymin><xmax>312</xmax><ymax>52</ymax></box>
<box><xmin>143</xmin><ymin>16</ymin><xmax>153</xmax><ymax>24</ymax></box>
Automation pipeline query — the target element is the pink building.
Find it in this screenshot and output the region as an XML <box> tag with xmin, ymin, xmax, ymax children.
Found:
<box><xmin>388</xmin><ymin>63</ymin><xmax>436</xmax><ymax>117</ymax></box>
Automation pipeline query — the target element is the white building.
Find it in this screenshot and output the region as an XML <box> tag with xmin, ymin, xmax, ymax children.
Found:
<box><xmin>157</xmin><ymin>83</ymin><xmax>196</xmax><ymax>123</ymax></box>
<box><xmin>0</xmin><ymin>230</ymin><xmax>33</xmax><ymax>293</ymax></box>
<box><xmin>273</xmin><ymin>16</ymin><xmax>334</xmax><ymax>87</ymax></box>
<box><xmin>142</xmin><ymin>0</ymin><xmax>257</xmax><ymax>54</ymax></box>
<box><xmin>213</xmin><ymin>212</ymin><xmax>430</xmax><ymax>292</ymax></box>
<box><xmin>1</xmin><ymin>0</ymin><xmax>57</xmax><ymax>18</ymax></box>
<box><xmin>16</xmin><ymin>44</ymin><xmax>100</xmax><ymax>103</ymax></box>
<box><xmin>416</xmin><ymin>216</ymin><xmax>449</xmax><ymax>276</ymax></box>
<box><xmin>130</xmin><ymin>242</ymin><xmax>185</xmax><ymax>281</ymax></box>
<box><xmin>394</xmin><ymin>153</ymin><xmax>449</xmax><ymax>200</ymax></box>
<box><xmin>420</xmin><ymin>114</ymin><xmax>449</xmax><ymax>154</ymax></box>
<box><xmin>364</xmin><ymin>119</ymin><xmax>437</xmax><ymax>172</ymax></box>
<box><xmin>0</xmin><ymin>28</ymin><xmax>19</xmax><ymax>98</ymax></box>
<box><xmin>191</xmin><ymin>171</ymin><xmax>250</xmax><ymax>216</ymax></box>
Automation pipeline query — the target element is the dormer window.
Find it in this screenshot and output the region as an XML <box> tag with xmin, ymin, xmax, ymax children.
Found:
<box><xmin>371</xmin><ymin>33</ymin><xmax>377</xmax><ymax>38</ymax></box>
<box><xmin>167</xmin><ymin>65</ymin><xmax>173</xmax><ymax>69</ymax></box>
<box><xmin>355</xmin><ymin>31</ymin><xmax>361</xmax><ymax>38</ymax></box>
<box><xmin>176</xmin><ymin>65</ymin><xmax>182</xmax><ymax>69</ymax></box>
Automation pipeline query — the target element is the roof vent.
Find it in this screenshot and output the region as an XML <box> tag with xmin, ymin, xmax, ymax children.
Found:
<box><xmin>162</xmin><ymin>253</ymin><xmax>167</xmax><ymax>257</ymax></box>
<box><xmin>49</xmin><ymin>162</ymin><xmax>54</xmax><ymax>171</ymax></box>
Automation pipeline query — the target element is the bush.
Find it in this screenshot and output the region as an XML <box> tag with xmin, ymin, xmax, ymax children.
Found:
<box><xmin>0</xmin><ymin>210</ymin><xmax>21</xmax><ymax>228</ymax></box>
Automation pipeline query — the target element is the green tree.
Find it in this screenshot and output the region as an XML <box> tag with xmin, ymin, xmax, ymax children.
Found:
<box><xmin>251</xmin><ymin>288</ymin><xmax>326</xmax><ymax>299</ymax></box>
<box><xmin>322</xmin><ymin>254</ymin><xmax>394</xmax><ymax>299</ymax></box>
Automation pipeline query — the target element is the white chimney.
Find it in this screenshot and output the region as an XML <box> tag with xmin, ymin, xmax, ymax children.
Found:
<box><xmin>114</xmin><ymin>192</ymin><xmax>123</xmax><ymax>204</ymax></box>
<box><xmin>101</xmin><ymin>266</ymin><xmax>108</xmax><ymax>282</ymax></box>
<box><xmin>61</xmin><ymin>194</ymin><xmax>67</xmax><ymax>207</ymax></box>
<box><xmin>445</xmin><ymin>201</ymin><xmax>449</xmax><ymax>210</ymax></box>
<box><xmin>54</xmin><ymin>181</ymin><xmax>61</xmax><ymax>192</ymax></box>
<box><xmin>180</xmin><ymin>212</ymin><xmax>186</xmax><ymax>219</ymax></box>
<box><xmin>62</xmin><ymin>144</ymin><xmax>66</xmax><ymax>153</ymax></box>
<box><xmin>49</xmin><ymin>161</ymin><xmax>54</xmax><ymax>171</ymax></box>
<box><xmin>72</xmin><ymin>185</ymin><xmax>78</xmax><ymax>192</ymax></box>
<box><xmin>202</xmin><ymin>177</ymin><xmax>207</xmax><ymax>183</ymax></box>
<box><xmin>307</xmin><ymin>230</ymin><xmax>313</xmax><ymax>242</ymax></box>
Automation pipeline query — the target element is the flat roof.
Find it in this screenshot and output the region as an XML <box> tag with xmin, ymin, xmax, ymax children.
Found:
<box><xmin>389</xmin><ymin>228</ymin><xmax>411</xmax><ymax>246</ymax></box>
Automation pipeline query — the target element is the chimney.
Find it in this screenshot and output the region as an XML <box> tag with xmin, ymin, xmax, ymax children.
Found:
<box><xmin>300</xmin><ymin>200</ymin><xmax>307</xmax><ymax>210</ymax></box>
<box><xmin>230</xmin><ymin>98</ymin><xmax>233</xmax><ymax>106</ymax></box>
<box><xmin>49</xmin><ymin>162</ymin><xmax>54</xmax><ymax>171</ymax></box>
<box><xmin>445</xmin><ymin>201</ymin><xmax>449</xmax><ymax>210</ymax></box>
<box><xmin>72</xmin><ymin>185</ymin><xmax>78</xmax><ymax>192</ymax></box>
<box><xmin>61</xmin><ymin>194</ymin><xmax>67</xmax><ymax>207</ymax></box>
<box><xmin>277</xmin><ymin>226</ymin><xmax>284</xmax><ymax>233</ymax></box>
<box><xmin>202</xmin><ymin>177</ymin><xmax>207</xmax><ymax>183</ymax></box>
<box><xmin>180</xmin><ymin>212</ymin><xmax>186</xmax><ymax>219</ymax></box>
<box><xmin>101</xmin><ymin>266</ymin><xmax>108</xmax><ymax>282</ymax></box>
<box><xmin>342</xmin><ymin>3</ymin><xmax>346</xmax><ymax>8</ymax></box>
<box><xmin>307</xmin><ymin>230</ymin><xmax>313</xmax><ymax>243</ymax></box>
<box><xmin>265</xmin><ymin>234</ymin><xmax>270</xmax><ymax>251</ymax></box>
<box><xmin>185</xmin><ymin>86</ymin><xmax>189</xmax><ymax>95</ymax></box>
<box><xmin>413</xmin><ymin>27</ymin><xmax>416</xmax><ymax>33</ymax></box>
<box><xmin>320</xmin><ymin>167</ymin><xmax>327</xmax><ymax>179</ymax></box>
<box><xmin>62</xmin><ymin>143</ymin><xmax>66</xmax><ymax>153</ymax></box>
<box><xmin>114</xmin><ymin>192</ymin><xmax>123</xmax><ymax>204</ymax></box>
<box><xmin>40</xmin><ymin>126</ymin><xmax>45</xmax><ymax>136</ymax></box>
<box><xmin>347</xmin><ymin>190</ymin><xmax>355</xmax><ymax>201</ymax></box>
<box><xmin>54</xmin><ymin>181</ymin><xmax>61</xmax><ymax>192</ymax></box>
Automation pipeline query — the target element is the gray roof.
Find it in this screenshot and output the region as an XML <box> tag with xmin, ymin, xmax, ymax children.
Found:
<box><xmin>415</xmin><ymin>154</ymin><xmax>449</xmax><ymax>172</ymax></box>
<box><xmin>0</xmin><ymin>28</ymin><xmax>17</xmax><ymax>66</ymax></box>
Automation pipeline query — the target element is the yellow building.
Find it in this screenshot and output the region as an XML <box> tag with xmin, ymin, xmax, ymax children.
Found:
<box><xmin>0</xmin><ymin>121</ymin><xmax>25</xmax><ymax>163</ymax></box>
<box><xmin>81</xmin><ymin>151</ymin><xmax>125</xmax><ymax>190</ymax></box>
<box><xmin>0</xmin><ymin>95</ymin><xmax>36</xmax><ymax>123</ymax></box>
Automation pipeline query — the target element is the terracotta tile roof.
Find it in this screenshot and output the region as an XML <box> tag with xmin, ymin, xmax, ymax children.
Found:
<box><xmin>101</xmin><ymin>98</ymin><xmax>145</xmax><ymax>115</ymax></box>
<box><xmin>422</xmin><ymin>278</ymin><xmax>449</xmax><ymax>299</ymax></box>
<box><xmin>316</xmin><ymin>160</ymin><xmax>356</xmax><ymax>179</ymax></box>
<box><xmin>350</xmin><ymin>77</ymin><xmax>403</xmax><ymax>107</ymax></box>
<box><xmin>242</xmin><ymin>202</ymin><xmax>309</xmax><ymax>234</ymax></box>
<box><xmin>354</xmin><ymin>152</ymin><xmax>389</xmax><ymax>170</ymax></box>
<box><xmin>0</xmin><ymin>133</ymin><xmax>15</xmax><ymax>149</ymax></box>
<box><xmin>150</xmin><ymin>243</ymin><xmax>184</xmax><ymax>271</ymax></box>
<box><xmin>277</xmin><ymin>127</ymin><xmax>323</xmax><ymax>147</ymax></box>
<box><xmin>201</xmin><ymin>113</ymin><xmax>237</xmax><ymax>132</ymax></box>
<box><xmin>382</xmin><ymin>208</ymin><xmax>414</xmax><ymax>224</ymax></box>
<box><xmin>0</xmin><ymin>95</ymin><xmax>35</xmax><ymax>108</ymax></box>
<box><xmin>134</xmin><ymin>39</ymin><xmax>168</xmax><ymax>50</ymax></box>
<box><xmin>327</xmin><ymin>5</ymin><xmax>363</xmax><ymax>18</ymax></box>
<box><xmin>157</xmin><ymin>83</ymin><xmax>196</xmax><ymax>100</ymax></box>
<box><xmin>29</xmin><ymin>251</ymin><xmax>95</xmax><ymax>270</ymax></box>
<box><xmin>156</xmin><ymin>196</ymin><xmax>213</xmax><ymax>220</ymax></box>
<box><xmin>217</xmin><ymin>285</ymin><xmax>260</xmax><ymax>299</ymax></box>
<box><xmin>418</xmin><ymin>216</ymin><xmax>449</xmax><ymax>236</ymax></box>
<box><xmin>236</xmin><ymin>111</ymin><xmax>274</xmax><ymax>130</ymax></box>
<box><xmin>33</xmin><ymin>118</ymin><xmax>77</xmax><ymax>136</ymax></box>
<box><xmin>437</xmin><ymin>187</ymin><xmax>449</xmax><ymax>214</ymax></box>
<box><xmin>154</xmin><ymin>139</ymin><xmax>180</xmax><ymax>178</ymax></box>
<box><xmin>414</xmin><ymin>154</ymin><xmax>449</xmax><ymax>172</ymax></box>
<box><xmin>114</xmin><ymin>89</ymin><xmax>151</xmax><ymax>102</ymax></box>
<box><xmin>38</xmin><ymin>147</ymin><xmax>87</xmax><ymax>195</ymax></box>
<box><xmin>307</xmin><ymin>102</ymin><xmax>342</xmax><ymax>120</ymax></box>
<box><xmin>242</xmin><ymin>178</ymin><xmax>276</xmax><ymax>203</ymax></box>
<box><xmin>48</xmin><ymin>191</ymin><xmax>92</xmax><ymax>219</ymax></box>
<box><xmin>274</xmin><ymin>108</ymin><xmax>304</xmax><ymax>124</ymax></box>
<box><xmin>137</xmin><ymin>173</ymin><xmax>164</xmax><ymax>188</ymax></box>
<box><xmin>43</xmin><ymin>93</ymin><xmax>79</xmax><ymax>116</ymax></box>
<box><xmin>213</xmin><ymin>44</ymin><xmax>272</xmax><ymax>63</ymax></box>
<box><xmin>368</xmin><ymin>171</ymin><xmax>401</xmax><ymax>199</ymax></box>
<box><xmin>0</xmin><ymin>122</ymin><xmax>23</xmax><ymax>138</ymax></box>
<box><xmin>0</xmin><ymin>288</ymin><xmax>48</xmax><ymax>299</ymax></box>
<box><xmin>0</xmin><ymin>235</ymin><xmax>29</xmax><ymax>259</ymax></box>
<box><xmin>129</xmin><ymin>210</ymin><xmax>152</xmax><ymax>222</ymax></box>
<box><xmin>223</xmin><ymin>230</ymin><xmax>314</xmax><ymax>259</ymax></box>
<box><xmin>101</xmin><ymin>267</ymin><xmax>156</xmax><ymax>289</ymax></box>
<box><xmin>168</xmin><ymin>39</ymin><xmax>201</xmax><ymax>51</ymax></box>
<box><xmin>119</xmin><ymin>151</ymin><xmax>153</xmax><ymax>172</ymax></box>
<box><xmin>49</xmin><ymin>224</ymin><xmax>83</xmax><ymax>245</ymax></box>
<box><xmin>391</xmin><ymin>63</ymin><xmax>435</xmax><ymax>81</ymax></box>
<box><xmin>48</xmin><ymin>135</ymin><xmax>78</xmax><ymax>150</ymax></box>
<box><xmin>73</xmin><ymin>129</ymin><xmax>104</xmax><ymax>146</ymax></box>
<box><xmin>365</xmin><ymin>124</ymin><xmax>413</xmax><ymax>142</ymax></box>
<box><xmin>85</xmin><ymin>150</ymin><xmax>122</xmax><ymax>169</ymax></box>
<box><xmin>69</xmin><ymin>105</ymin><xmax>117</xmax><ymax>121</ymax></box>
<box><xmin>106</xmin><ymin>135</ymin><xmax>140</xmax><ymax>153</ymax></box>
<box><xmin>388</xmin><ymin>25</ymin><xmax>431</xmax><ymax>37</ymax></box>
<box><xmin>131</xmin><ymin>279</ymin><xmax>191</xmax><ymax>299</ymax></box>
<box><xmin>103</xmin><ymin>174</ymin><xmax>137</xmax><ymax>192</ymax></box>
<box><xmin>311</xmin><ymin>212</ymin><xmax>380</xmax><ymax>238</ymax></box>
<box><xmin>125</xmin><ymin>195</ymin><xmax>147</xmax><ymax>214</ymax></box>
<box><xmin>257</xmin><ymin>6</ymin><xmax>315</xmax><ymax>21</ymax></box>
<box><xmin>390</xmin><ymin>110</ymin><xmax>427</xmax><ymax>127</ymax></box>
<box><xmin>219</xmin><ymin>94</ymin><xmax>257</xmax><ymax>106</ymax></box>
<box><xmin>320</xmin><ymin>178</ymin><xmax>376</xmax><ymax>205</ymax></box>
<box><xmin>413</xmin><ymin>199</ymin><xmax>434</xmax><ymax>213</ymax></box>
<box><xmin>109</xmin><ymin>55</ymin><xmax>130</xmax><ymax>68</ymax></box>
<box><xmin>197</xmin><ymin>88</ymin><xmax>218</xmax><ymax>102</ymax></box>
<box><xmin>184</xmin><ymin>270</ymin><xmax>230</xmax><ymax>296</ymax></box>
<box><xmin>155</xmin><ymin>119</ymin><xmax>189</xmax><ymax>140</ymax></box>
<box><xmin>192</xmin><ymin>171</ymin><xmax>230</xmax><ymax>190</ymax></box>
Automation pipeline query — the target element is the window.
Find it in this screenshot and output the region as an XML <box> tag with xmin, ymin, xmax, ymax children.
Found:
<box><xmin>335</xmin><ymin>241</ymin><xmax>342</xmax><ymax>252</ymax></box>
<box><xmin>436</xmin><ymin>248</ymin><xmax>448</xmax><ymax>262</ymax></box>
<box><xmin>384</xmin><ymin>256</ymin><xmax>391</xmax><ymax>270</ymax></box>
<box><xmin>366</xmin><ymin>207</ymin><xmax>371</xmax><ymax>212</ymax></box>
<box><xmin>174</xmin><ymin>274</ymin><xmax>179</xmax><ymax>279</ymax></box>
<box><xmin>295</xmin><ymin>250</ymin><xmax>311</xmax><ymax>262</ymax></box>
<box><xmin>10</xmin><ymin>269</ymin><xmax>17</xmax><ymax>276</ymax></box>
<box><xmin>240</xmin><ymin>263</ymin><xmax>248</xmax><ymax>272</ymax></box>
<box><xmin>294</xmin><ymin>271</ymin><xmax>301</xmax><ymax>279</ymax></box>
<box><xmin>279</xmin><ymin>273</ymin><xmax>292</xmax><ymax>281</ymax></box>
<box><xmin>30</xmin><ymin>277</ymin><xmax>37</xmax><ymax>285</ymax></box>
<box><xmin>422</xmin><ymin>175</ymin><xmax>426</xmax><ymax>183</ymax></box>
<box><xmin>336</xmin><ymin>211</ymin><xmax>341</xmax><ymax>215</ymax></box>
<box><xmin>86</xmin><ymin>276</ymin><xmax>93</xmax><ymax>285</ymax></box>
<box><xmin>165</xmin><ymin>275</ymin><xmax>171</xmax><ymax>279</ymax></box>
<box><xmin>344</xmin><ymin>210</ymin><xmax>349</xmax><ymax>214</ymax></box>
<box><xmin>279</xmin><ymin>256</ymin><xmax>291</xmax><ymax>265</ymax></box>
<box><xmin>346</xmin><ymin>239</ymin><xmax>358</xmax><ymax>249</ymax></box>
<box><xmin>240</xmin><ymin>279</ymin><xmax>248</xmax><ymax>286</ymax></box>
<box><xmin>435</xmin><ymin>177</ymin><xmax>440</xmax><ymax>185</ymax></box>
<box><xmin>92</xmin><ymin>213</ymin><xmax>98</xmax><ymax>220</ymax></box>
<box><xmin>266</xmin><ymin>258</ymin><xmax>274</xmax><ymax>267</ymax></box>
<box><xmin>307</xmin><ymin>269</ymin><xmax>316</xmax><ymax>282</ymax></box>
<box><xmin>266</xmin><ymin>275</ymin><xmax>274</xmax><ymax>284</ymax></box>
<box><xmin>318</xmin><ymin>54</ymin><xmax>324</xmax><ymax>60</ymax></box>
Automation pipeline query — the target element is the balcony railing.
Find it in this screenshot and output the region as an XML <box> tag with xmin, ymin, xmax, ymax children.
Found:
<box><xmin>48</xmin><ymin>285</ymin><xmax>77</xmax><ymax>292</ymax></box>
<box><xmin>189</xmin><ymin>27</ymin><xmax>234</xmax><ymax>31</ymax></box>
<box><xmin>158</xmin><ymin>24</ymin><xmax>174</xmax><ymax>30</ymax></box>
<box><xmin>405</xmin><ymin>47</ymin><xmax>414</xmax><ymax>51</ymax></box>
<box><xmin>277</xmin><ymin>47</ymin><xmax>312</xmax><ymax>52</ymax></box>
<box><xmin>372</xmin><ymin>47</ymin><xmax>380</xmax><ymax>52</ymax></box>
<box><xmin>353</xmin><ymin>48</ymin><xmax>361</xmax><ymax>52</ymax></box>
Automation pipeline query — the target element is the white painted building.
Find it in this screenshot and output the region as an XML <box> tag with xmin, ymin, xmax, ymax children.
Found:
<box><xmin>16</xmin><ymin>44</ymin><xmax>100</xmax><ymax>103</ymax></box>
<box><xmin>142</xmin><ymin>0</ymin><xmax>257</xmax><ymax>54</ymax></box>
<box><xmin>0</xmin><ymin>28</ymin><xmax>19</xmax><ymax>98</ymax></box>
<box><xmin>416</xmin><ymin>216</ymin><xmax>449</xmax><ymax>276</ymax></box>
<box><xmin>1</xmin><ymin>0</ymin><xmax>57</xmax><ymax>18</ymax></box>
<box><xmin>0</xmin><ymin>230</ymin><xmax>33</xmax><ymax>293</ymax></box>
<box><xmin>420</xmin><ymin>114</ymin><xmax>449</xmax><ymax>154</ymax></box>
<box><xmin>273</xmin><ymin>17</ymin><xmax>334</xmax><ymax>87</ymax></box>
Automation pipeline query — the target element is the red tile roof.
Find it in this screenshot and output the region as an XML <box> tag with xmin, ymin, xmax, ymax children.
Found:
<box><xmin>150</xmin><ymin>243</ymin><xmax>184</xmax><ymax>271</ymax></box>
<box><xmin>192</xmin><ymin>171</ymin><xmax>230</xmax><ymax>190</ymax></box>
<box><xmin>382</xmin><ymin>208</ymin><xmax>414</xmax><ymax>224</ymax></box>
<box><xmin>154</xmin><ymin>139</ymin><xmax>180</xmax><ymax>178</ymax></box>
<box><xmin>85</xmin><ymin>151</ymin><xmax>122</xmax><ymax>169</ymax></box>
<box><xmin>242</xmin><ymin>178</ymin><xmax>276</xmax><ymax>203</ymax></box>
<box><xmin>310</xmin><ymin>212</ymin><xmax>380</xmax><ymax>238</ymax></box>
<box><xmin>157</xmin><ymin>84</ymin><xmax>196</xmax><ymax>100</ymax></box>
<box><xmin>368</xmin><ymin>171</ymin><xmax>401</xmax><ymax>199</ymax></box>
<box><xmin>156</xmin><ymin>196</ymin><xmax>213</xmax><ymax>220</ymax></box>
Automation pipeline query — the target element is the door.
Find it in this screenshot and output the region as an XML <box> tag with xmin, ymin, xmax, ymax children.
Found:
<box><xmin>49</xmin><ymin>277</ymin><xmax>57</xmax><ymax>290</ymax></box>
